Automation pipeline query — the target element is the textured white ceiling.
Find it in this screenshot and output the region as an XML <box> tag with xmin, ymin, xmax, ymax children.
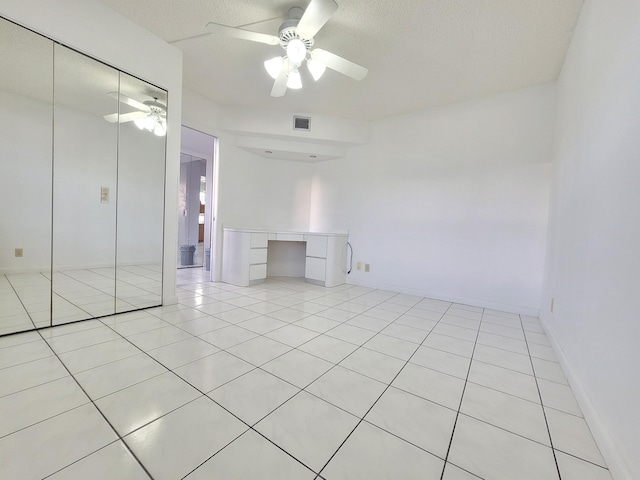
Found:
<box><xmin>96</xmin><ymin>0</ymin><xmax>584</xmax><ymax>120</ymax></box>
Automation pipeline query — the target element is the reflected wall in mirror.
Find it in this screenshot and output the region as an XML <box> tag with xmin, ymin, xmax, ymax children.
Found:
<box><xmin>178</xmin><ymin>154</ymin><xmax>206</xmax><ymax>268</ymax></box>
<box><xmin>0</xmin><ymin>17</ymin><xmax>53</xmax><ymax>335</ymax></box>
<box><xmin>0</xmin><ymin>16</ymin><xmax>167</xmax><ymax>335</ymax></box>
<box><xmin>115</xmin><ymin>73</ymin><xmax>166</xmax><ymax>313</ymax></box>
<box><xmin>52</xmin><ymin>44</ymin><xmax>119</xmax><ymax>325</ymax></box>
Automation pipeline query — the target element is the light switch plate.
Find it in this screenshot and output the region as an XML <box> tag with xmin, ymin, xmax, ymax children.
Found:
<box><xmin>100</xmin><ymin>187</ymin><xmax>109</xmax><ymax>204</ymax></box>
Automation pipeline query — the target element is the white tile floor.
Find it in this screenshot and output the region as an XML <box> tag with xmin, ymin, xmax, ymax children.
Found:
<box><xmin>0</xmin><ymin>269</ymin><xmax>614</xmax><ymax>479</ymax></box>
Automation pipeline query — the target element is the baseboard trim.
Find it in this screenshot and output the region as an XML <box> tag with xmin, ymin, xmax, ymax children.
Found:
<box><xmin>539</xmin><ymin>312</ymin><xmax>632</xmax><ymax>480</ymax></box>
<box><xmin>345</xmin><ymin>277</ymin><xmax>540</xmax><ymax>316</ymax></box>
<box><xmin>161</xmin><ymin>295</ymin><xmax>178</xmax><ymax>306</ymax></box>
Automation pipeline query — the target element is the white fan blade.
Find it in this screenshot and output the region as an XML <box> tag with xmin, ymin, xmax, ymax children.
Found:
<box><xmin>103</xmin><ymin>111</ymin><xmax>148</xmax><ymax>124</ymax></box>
<box><xmin>271</xmin><ymin>58</ymin><xmax>290</xmax><ymax>97</ymax></box>
<box><xmin>206</xmin><ymin>22</ymin><xmax>280</xmax><ymax>45</ymax></box>
<box><xmin>297</xmin><ymin>0</ymin><xmax>338</xmax><ymax>39</ymax></box>
<box><xmin>107</xmin><ymin>92</ymin><xmax>149</xmax><ymax>111</ymax></box>
<box><xmin>310</xmin><ymin>49</ymin><xmax>368</xmax><ymax>81</ymax></box>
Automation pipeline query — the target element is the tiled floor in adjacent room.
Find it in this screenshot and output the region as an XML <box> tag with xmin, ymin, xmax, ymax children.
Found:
<box><xmin>0</xmin><ymin>269</ymin><xmax>614</xmax><ymax>479</ymax></box>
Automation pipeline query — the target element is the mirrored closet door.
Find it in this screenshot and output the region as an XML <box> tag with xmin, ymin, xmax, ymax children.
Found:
<box><xmin>0</xmin><ymin>16</ymin><xmax>167</xmax><ymax>335</ymax></box>
<box><xmin>52</xmin><ymin>44</ymin><xmax>120</xmax><ymax>325</ymax></box>
<box><xmin>115</xmin><ymin>73</ymin><xmax>166</xmax><ymax>313</ymax></box>
<box><xmin>0</xmin><ymin>18</ymin><xmax>53</xmax><ymax>334</ymax></box>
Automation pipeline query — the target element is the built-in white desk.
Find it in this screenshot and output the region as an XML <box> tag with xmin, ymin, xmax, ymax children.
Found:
<box><xmin>222</xmin><ymin>228</ymin><xmax>349</xmax><ymax>287</ymax></box>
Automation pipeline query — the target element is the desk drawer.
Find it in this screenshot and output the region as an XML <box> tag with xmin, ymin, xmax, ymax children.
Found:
<box><xmin>250</xmin><ymin>233</ymin><xmax>268</xmax><ymax>248</ymax></box>
<box><xmin>249</xmin><ymin>263</ymin><xmax>267</xmax><ymax>280</ymax></box>
<box><xmin>306</xmin><ymin>235</ymin><xmax>328</xmax><ymax>258</ymax></box>
<box><xmin>249</xmin><ymin>248</ymin><xmax>267</xmax><ymax>265</ymax></box>
<box><xmin>276</xmin><ymin>233</ymin><xmax>304</xmax><ymax>242</ymax></box>
<box><xmin>305</xmin><ymin>257</ymin><xmax>326</xmax><ymax>282</ymax></box>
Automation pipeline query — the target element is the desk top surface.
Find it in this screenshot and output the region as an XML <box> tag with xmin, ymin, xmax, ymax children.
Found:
<box><xmin>223</xmin><ymin>228</ymin><xmax>348</xmax><ymax>237</ymax></box>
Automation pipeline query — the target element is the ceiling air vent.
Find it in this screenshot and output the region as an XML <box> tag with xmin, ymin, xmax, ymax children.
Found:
<box><xmin>293</xmin><ymin>115</ymin><xmax>311</xmax><ymax>132</ymax></box>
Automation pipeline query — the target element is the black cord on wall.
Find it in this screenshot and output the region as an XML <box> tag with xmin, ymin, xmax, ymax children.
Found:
<box><xmin>347</xmin><ymin>242</ymin><xmax>353</xmax><ymax>274</ymax></box>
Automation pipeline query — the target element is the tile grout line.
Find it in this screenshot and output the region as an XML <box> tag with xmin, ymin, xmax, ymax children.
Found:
<box><xmin>180</xmin><ymin>284</ymin><xmax>403</xmax><ymax>398</ymax></box>
<box><xmin>159</xmin><ymin>283</ymin><xmax>408</xmax><ymax>382</ymax></box>
<box><xmin>3</xmin><ymin>273</ymin><xmax>38</xmax><ymax>331</ymax></box>
<box><xmin>34</xmin><ymin>328</ymin><xmax>155</xmax><ymax>480</ymax></box>
<box><xmin>313</xmin><ymin>298</ymin><xmax>454</xmax><ymax>479</ymax></box>
<box><xmin>518</xmin><ymin>313</ymin><xmax>563</xmax><ymax>480</ymax></box>
<box><xmin>13</xmin><ymin>278</ymin><xmax>470</xmax><ymax>479</ymax></box>
<box><xmin>170</xmin><ymin>284</ymin><xmax>428</xmax><ymax>477</ymax></box>
<box><xmin>92</xmin><ymin>309</ymin><xmax>323</xmax><ymax>478</ymax></box>
<box><xmin>212</xmin><ymin>288</ymin><xmax>584</xmax><ymax>475</ymax></box>
<box><xmin>39</xmin><ymin>439</ymin><xmax>148</xmax><ymax>480</ymax></box>
<box><xmin>93</xmin><ymin>318</ymin><xmax>286</xmax><ymax>475</ymax></box>
<box><xmin>51</xmin><ymin>270</ymin><xmax>117</xmax><ymax>320</ymax></box>
<box><xmin>53</xmin><ymin>266</ymin><xmax>161</xmax><ymax>322</ymax></box>
<box><xmin>175</xmin><ymin>276</ymin><xmax>602</xmax><ymax>475</ymax></box>
<box><xmin>438</xmin><ymin>305</ymin><xmax>486</xmax><ymax>480</ymax></box>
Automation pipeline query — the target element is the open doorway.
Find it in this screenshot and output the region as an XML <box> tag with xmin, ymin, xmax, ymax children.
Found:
<box><xmin>178</xmin><ymin>126</ymin><xmax>216</xmax><ymax>272</ymax></box>
<box><xmin>178</xmin><ymin>153</ymin><xmax>206</xmax><ymax>267</ymax></box>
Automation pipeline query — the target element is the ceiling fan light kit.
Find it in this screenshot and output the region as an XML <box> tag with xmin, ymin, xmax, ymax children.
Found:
<box><xmin>103</xmin><ymin>94</ymin><xmax>167</xmax><ymax>136</ymax></box>
<box><xmin>134</xmin><ymin>99</ymin><xmax>167</xmax><ymax>136</ymax></box>
<box><xmin>206</xmin><ymin>0</ymin><xmax>368</xmax><ymax>97</ymax></box>
<box><xmin>286</xmin><ymin>38</ymin><xmax>307</xmax><ymax>66</ymax></box>
<box><xmin>134</xmin><ymin>114</ymin><xmax>167</xmax><ymax>136</ymax></box>
<box><xmin>287</xmin><ymin>69</ymin><xmax>303</xmax><ymax>89</ymax></box>
<box><xmin>306</xmin><ymin>58</ymin><xmax>327</xmax><ymax>81</ymax></box>
<box><xmin>264</xmin><ymin>56</ymin><xmax>285</xmax><ymax>79</ymax></box>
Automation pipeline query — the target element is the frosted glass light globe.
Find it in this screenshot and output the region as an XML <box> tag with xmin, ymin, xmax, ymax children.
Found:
<box><xmin>286</xmin><ymin>39</ymin><xmax>306</xmax><ymax>67</ymax></box>
<box><xmin>287</xmin><ymin>69</ymin><xmax>302</xmax><ymax>89</ymax></box>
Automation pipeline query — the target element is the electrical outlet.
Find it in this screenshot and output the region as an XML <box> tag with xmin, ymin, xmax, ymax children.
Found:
<box><xmin>550</xmin><ymin>297</ymin><xmax>554</xmax><ymax>313</ymax></box>
<box><xmin>356</xmin><ymin>261</ymin><xmax>362</xmax><ymax>271</ymax></box>
<box><xmin>15</xmin><ymin>248</ymin><xmax>23</xmax><ymax>257</ymax></box>
<box><xmin>365</xmin><ymin>263</ymin><xmax>370</xmax><ymax>272</ymax></box>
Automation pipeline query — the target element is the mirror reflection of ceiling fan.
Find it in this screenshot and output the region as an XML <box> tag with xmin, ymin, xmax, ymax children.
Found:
<box><xmin>206</xmin><ymin>0</ymin><xmax>368</xmax><ymax>97</ymax></box>
<box><xmin>103</xmin><ymin>92</ymin><xmax>167</xmax><ymax>136</ymax></box>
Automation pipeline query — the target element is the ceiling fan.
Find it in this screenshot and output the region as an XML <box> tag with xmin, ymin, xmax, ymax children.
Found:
<box><xmin>206</xmin><ymin>0</ymin><xmax>368</xmax><ymax>97</ymax></box>
<box><xmin>103</xmin><ymin>93</ymin><xmax>167</xmax><ymax>136</ymax></box>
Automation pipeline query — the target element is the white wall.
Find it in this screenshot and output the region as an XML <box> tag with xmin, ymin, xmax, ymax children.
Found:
<box><xmin>542</xmin><ymin>1</ymin><xmax>640</xmax><ymax>478</ymax></box>
<box><xmin>266</xmin><ymin>241</ymin><xmax>307</xmax><ymax>278</ymax></box>
<box><xmin>310</xmin><ymin>84</ymin><xmax>555</xmax><ymax>314</ymax></box>
<box><xmin>218</xmin><ymin>144</ymin><xmax>313</xmax><ymax>232</ymax></box>
<box><xmin>1</xmin><ymin>0</ymin><xmax>183</xmax><ymax>304</ymax></box>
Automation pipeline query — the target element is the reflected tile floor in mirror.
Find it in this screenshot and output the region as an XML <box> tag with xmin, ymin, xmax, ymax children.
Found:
<box><xmin>0</xmin><ymin>264</ymin><xmax>162</xmax><ymax>334</ymax></box>
<box><xmin>0</xmin><ymin>270</ymin><xmax>614</xmax><ymax>479</ymax></box>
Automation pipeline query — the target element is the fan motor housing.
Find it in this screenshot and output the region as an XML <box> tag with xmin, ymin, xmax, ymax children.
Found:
<box><xmin>278</xmin><ymin>22</ymin><xmax>314</xmax><ymax>49</ymax></box>
<box><xmin>143</xmin><ymin>100</ymin><xmax>166</xmax><ymax>116</ymax></box>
